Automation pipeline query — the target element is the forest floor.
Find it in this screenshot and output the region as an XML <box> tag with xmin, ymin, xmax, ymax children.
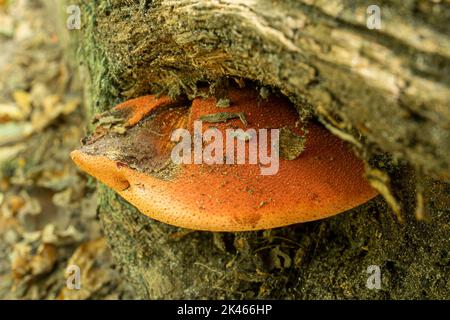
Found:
<box><xmin>0</xmin><ymin>0</ymin><xmax>133</xmax><ymax>299</ymax></box>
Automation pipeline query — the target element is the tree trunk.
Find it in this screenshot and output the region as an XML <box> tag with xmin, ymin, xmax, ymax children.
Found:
<box><xmin>46</xmin><ymin>0</ymin><xmax>450</xmax><ymax>299</ymax></box>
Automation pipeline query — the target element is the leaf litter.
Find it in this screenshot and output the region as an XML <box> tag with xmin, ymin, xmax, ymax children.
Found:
<box><xmin>0</xmin><ymin>0</ymin><xmax>133</xmax><ymax>299</ymax></box>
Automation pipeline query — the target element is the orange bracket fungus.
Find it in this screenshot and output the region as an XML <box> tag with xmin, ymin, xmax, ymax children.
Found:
<box><xmin>71</xmin><ymin>87</ymin><xmax>377</xmax><ymax>231</ymax></box>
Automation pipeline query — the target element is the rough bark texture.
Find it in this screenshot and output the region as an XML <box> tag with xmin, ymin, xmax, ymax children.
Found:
<box><xmin>47</xmin><ymin>0</ymin><xmax>449</xmax><ymax>299</ymax></box>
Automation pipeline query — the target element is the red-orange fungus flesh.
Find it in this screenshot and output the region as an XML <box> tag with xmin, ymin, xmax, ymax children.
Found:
<box><xmin>71</xmin><ymin>88</ymin><xmax>378</xmax><ymax>231</ymax></box>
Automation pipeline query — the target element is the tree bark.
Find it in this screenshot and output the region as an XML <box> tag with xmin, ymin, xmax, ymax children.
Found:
<box><xmin>47</xmin><ymin>0</ymin><xmax>450</xmax><ymax>299</ymax></box>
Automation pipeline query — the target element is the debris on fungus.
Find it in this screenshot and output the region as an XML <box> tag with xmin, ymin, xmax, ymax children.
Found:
<box><xmin>216</xmin><ymin>98</ymin><xmax>231</xmax><ymax>108</ymax></box>
<box><xmin>71</xmin><ymin>87</ymin><xmax>377</xmax><ymax>231</ymax></box>
<box><xmin>279</xmin><ymin>127</ymin><xmax>306</xmax><ymax>160</ymax></box>
<box><xmin>199</xmin><ymin>112</ymin><xmax>248</xmax><ymax>126</ymax></box>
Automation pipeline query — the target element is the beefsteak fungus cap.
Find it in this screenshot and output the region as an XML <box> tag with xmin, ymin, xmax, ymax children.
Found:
<box><xmin>71</xmin><ymin>88</ymin><xmax>377</xmax><ymax>231</ymax></box>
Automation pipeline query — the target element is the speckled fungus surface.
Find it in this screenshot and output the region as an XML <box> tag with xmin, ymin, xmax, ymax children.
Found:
<box><xmin>71</xmin><ymin>87</ymin><xmax>377</xmax><ymax>231</ymax></box>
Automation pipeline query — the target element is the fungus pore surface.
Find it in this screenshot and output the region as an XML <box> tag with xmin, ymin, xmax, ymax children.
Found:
<box><xmin>71</xmin><ymin>87</ymin><xmax>377</xmax><ymax>231</ymax></box>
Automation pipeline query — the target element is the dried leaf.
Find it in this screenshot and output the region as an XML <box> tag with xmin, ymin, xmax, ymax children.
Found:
<box><xmin>59</xmin><ymin>238</ymin><xmax>113</xmax><ymax>300</ymax></box>
<box><xmin>0</xmin><ymin>143</ymin><xmax>27</xmax><ymax>163</ymax></box>
<box><xmin>12</xmin><ymin>90</ymin><xmax>31</xmax><ymax>115</ymax></box>
<box><xmin>11</xmin><ymin>243</ymin><xmax>57</xmax><ymax>279</ymax></box>
<box><xmin>0</xmin><ymin>103</ymin><xmax>26</xmax><ymax>121</ymax></box>
<box><xmin>216</xmin><ymin>98</ymin><xmax>230</xmax><ymax>108</ymax></box>
<box><xmin>42</xmin><ymin>224</ymin><xmax>84</xmax><ymax>246</ymax></box>
<box><xmin>0</xmin><ymin>122</ymin><xmax>33</xmax><ymax>146</ymax></box>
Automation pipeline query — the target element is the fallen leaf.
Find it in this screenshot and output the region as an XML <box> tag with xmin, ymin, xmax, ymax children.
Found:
<box><xmin>0</xmin><ymin>122</ymin><xmax>33</xmax><ymax>146</ymax></box>
<box><xmin>0</xmin><ymin>103</ymin><xmax>26</xmax><ymax>122</ymax></box>
<box><xmin>12</xmin><ymin>90</ymin><xmax>31</xmax><ymax>115</ymax></box>
<box><xmin>59</xmin><ymin>238</ymin><xmax>113</xmax><ymax>300</ymax></box>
